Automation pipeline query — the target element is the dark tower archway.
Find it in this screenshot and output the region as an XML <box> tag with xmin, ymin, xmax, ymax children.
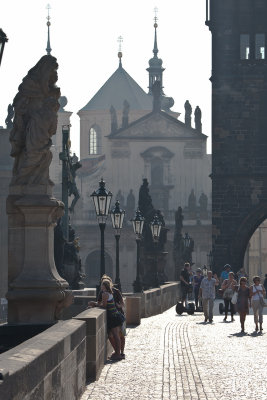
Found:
<box><xmin>207</xmin><ymin>0</ymin><xmax>267</xmax><ymax>272</ymax></box>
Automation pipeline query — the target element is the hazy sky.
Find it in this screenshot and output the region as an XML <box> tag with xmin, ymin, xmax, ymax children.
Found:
<box><xmin>0</xmin><ymin>0</ymin><xmax>211</xmax><ymax>155</ymax></box>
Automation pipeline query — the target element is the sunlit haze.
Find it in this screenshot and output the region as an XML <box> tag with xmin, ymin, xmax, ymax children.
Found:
<box><xmin>0</xmin><ymin>0</ymin><xmax>211</xmax><ymax>156</ymax></box>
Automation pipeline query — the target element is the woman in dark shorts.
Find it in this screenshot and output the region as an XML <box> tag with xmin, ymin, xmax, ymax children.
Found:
<box><xmin>236</xmin><ymin>277</ymin><xmax>251</xmax><ymax>333</ymax></box>
<box><xmin>100</xmin><ymin>279</ymin><xmax>125</xmax><ymax>360</ymax></box>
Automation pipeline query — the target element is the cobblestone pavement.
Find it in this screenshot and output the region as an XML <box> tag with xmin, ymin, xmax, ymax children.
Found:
<box><xmin>81</xmin><ymin>301</ymin><xmax>267</xmax><ymax>400</ymax></box>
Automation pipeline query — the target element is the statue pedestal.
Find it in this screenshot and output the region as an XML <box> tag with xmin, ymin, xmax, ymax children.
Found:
<box><xmin>6</xmin><ymin>189</ymin><xmax>70</xmax><ymax>325</ymax></box>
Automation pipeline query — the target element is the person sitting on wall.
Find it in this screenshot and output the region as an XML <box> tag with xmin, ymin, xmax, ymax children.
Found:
<box><xmin>180</xmin><ymin>262</ymin><xmax>192</xmax><ymax>307</ymax></box>
<box><xmin>88</xmin><ymin>275</ymin><xmax>126</xmax><ymax>359</ymax></box>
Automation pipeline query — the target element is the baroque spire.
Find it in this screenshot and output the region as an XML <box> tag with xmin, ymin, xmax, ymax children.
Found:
<box><xmin>117</xmin><ymin>35</ymin><xmax>123</xmax><ymax>68</ymax></box>
<box><xmin>46</xmin><ymin>4</ymin><xmax>52</xmax><ymax>55</ymax></box>
<box><xmin>147</xmin><ymin>7</ymin><xmax>165</xmax><ymax>95</ymax></box>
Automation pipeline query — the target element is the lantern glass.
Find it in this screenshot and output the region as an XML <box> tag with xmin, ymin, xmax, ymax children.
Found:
<box><xmin>183</xmin><ymin>233</ymin><xmax>191</xmax><ymax>248</ymax></box>
<box><xmin>150</xmin><ymin>214</ymin><xmax>162</xmax><ymax>240</ymax></box>
<box><xmin>91</xmin><ymin>179</ymin><xmax>112</xmax><ymax>221</ymax></box>
<box><xmin>111</xmin><ymin>200</ymin><xmax>125</xmax><ymax>231</ymax></box>
<box><xmin>131</xmin><ymin>209</ymin><xmax>144</xmax><ymax>236</ymax></box>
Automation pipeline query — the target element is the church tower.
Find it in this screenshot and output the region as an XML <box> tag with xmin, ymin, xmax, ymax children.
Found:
<box><xmin>207</xmin><ymin>0</ymin><xmax>267</xmax><ymax>271</ymax></box>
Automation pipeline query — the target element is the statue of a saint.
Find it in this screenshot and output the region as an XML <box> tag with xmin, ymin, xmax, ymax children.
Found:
<box><xmin>122</xmin><ymin>99</ymin><xmax>130</xmax><ymax>128</ymax></box>
<box><xmin>194</xmin><ymin>106</ymin><xmax>202</xmax><ymax>132</ymax></box>
<box><xmin>9</xmin><ymin>55</ymin><xmax>60</xmax><ymax>186</ymax></box>
<box><xmin>184</xmin><ymin>100</ymin><xmax>192</xmax><ymax>127</ymax></box>
<box><xmin>115</xmin><ymin>190</ymin><xmax>125</xmax><ymax>208</ymax></box>
<box><xmin>110</xmin><ymin>105</ymin><xmax>118</xmax><ymax>133</ymax></box>
<box><xmin>188</xmin><ymin>189</ymin><xmax>197</xmax><ymax>212</ymax></box>
<box><xmin>199</xmin><ymin>192</ymin><xmax>208</xmax><ymax>211</ymax></box>
<box><xmin>126</xmin><ymin>189</ymin><xmax>135</xmax><ymax>217</ymax></box>
<box><xmin>5</xmin><ymin>104</ymin><xmax>14</xmax><ymax>129</ymax></box>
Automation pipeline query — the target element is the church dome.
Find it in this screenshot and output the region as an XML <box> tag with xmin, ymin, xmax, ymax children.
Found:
<box><xmin>149</xmin><ymin>56</ymin><xmax>163</xmax><ymax>67</ymax></box>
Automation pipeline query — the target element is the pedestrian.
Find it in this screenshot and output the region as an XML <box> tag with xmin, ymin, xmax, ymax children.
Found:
<box><xmin>193</xmin><ymin>268</ymin><xmax>203</xmax><ymax>310</ymax></box>
<box><xmin>89</xmin><ymin>275</ymin><xmax>126</xmax><ymax>359</ymax></box>
<box><xmin>98</xmin><ymin>279</ymin><xmax>125</xmax><ymax>360</ymax></box>
<box><xmin>250</xmin><ymin>276</ymin><xmax>266</xmax><ymax>332</ymax></box>
<box><xmin>220</xmin><ymin>264</ymin><xmax>231</xmax><ymax>284</ymax></box>
<box><xmin>180</xmin><ymin>262</ymin><xmax>192</xmax><ymax>307</ymax></box>
<box><xmin>236</xmin><ymin>267</ymin><xmax>248</xmax><ymax>283</ymax></box>
<box><xmin>221</xmin><ymin>271</ymin><xmax>237</xmax><ymax>322</ymax></box>
<box><xmin>263</xmin><ymin>274</ymin><xmax>267</xmax><ymax>299</ymax></box>
<box><xmin>199</xmin><ymin>271</ymin><xmax>219</xmax><ymax>323</ymax></box>
<box><xmin>235</xmin><ymin>277</ymin><xmax>251</xmax><ymax>333</ymax></box>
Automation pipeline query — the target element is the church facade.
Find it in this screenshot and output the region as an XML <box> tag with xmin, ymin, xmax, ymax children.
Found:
<box><xmin>67</xmin><ymin>21</ymin><xmax>212</xmax><ymax>290</ymax></box>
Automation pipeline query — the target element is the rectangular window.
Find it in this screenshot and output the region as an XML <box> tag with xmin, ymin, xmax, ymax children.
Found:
<box><xmin>255</xmin><ymin>34</ymin><xmax>265</xmax><ymax>59</ymax></box>
<box><xmin>240</xmin><ymin>34</ymin><xmax>250</xmax><ymax>60</ymax></box>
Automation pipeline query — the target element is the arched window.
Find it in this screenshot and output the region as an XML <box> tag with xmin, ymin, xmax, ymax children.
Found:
<box><xmin>89</xmin><ymin>127</ymin><xmax>97</xmax><ymax>155</ymax></box>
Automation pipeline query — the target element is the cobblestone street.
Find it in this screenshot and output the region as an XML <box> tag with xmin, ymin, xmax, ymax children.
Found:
<box><xmin>81</xmin><ymin>301</ymin><xmax>267</xmax><ymax>400</ymax></box>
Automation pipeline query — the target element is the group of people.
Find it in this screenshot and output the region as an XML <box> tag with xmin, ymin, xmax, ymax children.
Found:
<box><xmin>180</xmin><ymin>263</ymin><xmax>266</xmax><ymax>333</ymax></box>
<box><xmin>88</xmin><ymin>275</ymin><xmax>126</xmax><ymax>361</ymax></box>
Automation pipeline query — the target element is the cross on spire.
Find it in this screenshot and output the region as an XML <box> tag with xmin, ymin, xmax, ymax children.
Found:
<box><xmin>46</xmin><ymin>3</ymin><xmax>52</xmax><ymax>55</ymax></box>
<box><xmin>117</xmin><ymin>35</ymin><xmax>123</xmax><ymax>67</ymax></box>
<box><xmin>154</xmin><ymin>7</ymin><xmax>158</xmax><ymax>25</ymax></box>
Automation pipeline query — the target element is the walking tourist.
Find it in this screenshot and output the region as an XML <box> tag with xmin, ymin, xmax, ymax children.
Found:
<box><xmin>221</xmin><ymin>271</ymin><xmax>237</xmax><ymax>322</ymax></box>
<box><xmin>199</xmin><ymin>271</ymin><xmax>219</xmax><ymax>323</ymax></box>
<box><xmin>235</xmin><ymin>277</ymin><xmax>250</xmax><ymax>333</ymax></box>
<box><xmin>220</xmin><ymin>264</ymin><xmax>231</xmax><ymax>284</ymax></box>
<box><xmin>180</xmin><ymin>262</ymin><xmax>192</xmax><ymax>307</ymax></box>
<box><xmin>193</xmin><ymin>268</ymin><xmax>203</xmax><ymax>310</ymax></box>
<box><xmin>250</xmin><ymin>276</ymin><xmax>266</xmax><ymax>332</ymax></box>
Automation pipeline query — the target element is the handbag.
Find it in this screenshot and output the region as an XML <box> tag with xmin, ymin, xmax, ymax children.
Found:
<box><xmin>254</xmin><ymin>285</ymin><xmax>266</xmax><ymax>307</ymax></box>
<box><xmin>231</xmin><ymin>291</ymin><xmax>238</xmax><ymax>305</ymax></box>
<box><xmin>223</xmin><ymin>287</ymin><xmax>234</xmax><ymax>300</ymax></box>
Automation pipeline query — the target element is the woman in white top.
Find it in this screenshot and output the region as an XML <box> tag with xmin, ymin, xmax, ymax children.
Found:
<box><xmin>249</xmin><ymin>276</ymin><xmax>266</xmax><ymax>332</ymax></box>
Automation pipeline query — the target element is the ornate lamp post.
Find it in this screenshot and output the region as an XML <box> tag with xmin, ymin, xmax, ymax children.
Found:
<box><xmin>131</xmin><ymin>209</ymin><xmax>145</xmax><ymax>292</ymax></box>
<box><xmin>110</xmin><ymin>200</ymin><xmax>125</xmax><ymax>292</ymax></box>
<box><xmin>150</xmin><ymin>213</ymin><xmax>162</xmax><ymax>288</ymax></box>
<box><xmin>207</xmin><ymin>250</ymin><xmax>213</xmax><ymax>269</ymax></box>
<box><xmin>91</xmin><ymin>178</ymin><xmax>112</xmax><ymax>282</ymax></box>
<box><xmin>0</xmin><ymin>29</ymin><xmax>8</xmax><ymax>67</ymax></box>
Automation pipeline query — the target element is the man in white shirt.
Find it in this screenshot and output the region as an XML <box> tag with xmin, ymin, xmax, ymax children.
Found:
<box><xmin>199</xmin><ymin>270</ymin><xmax>219</xmax><ymax>323</ymax></box>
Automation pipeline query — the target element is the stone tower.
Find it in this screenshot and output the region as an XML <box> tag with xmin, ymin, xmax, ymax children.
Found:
<box><xmin>207</xmin><ymin>0</ymin><xmax>267</xmax><ymax>271</ymax></box>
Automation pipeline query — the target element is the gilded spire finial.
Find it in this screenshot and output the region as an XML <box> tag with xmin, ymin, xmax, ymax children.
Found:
<box><xmin>46</xmin><ymin>4</ymin><xmax>52</xmax><ymax>55</ymax></box>
<box><xmin>153</xmin><ymin>7</ymin><xmax>159</xmax><ymax>56</ymax></box>
<box><xmin>117</xmin><ymin>35</ymin><xmax>123</xmax><ymax>67</ymax></box>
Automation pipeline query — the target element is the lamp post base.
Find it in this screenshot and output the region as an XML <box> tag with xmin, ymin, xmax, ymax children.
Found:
<box><xmin>133</xmin><ymin>278</ymin><xmax>143</xmax><ymax>293</ymax></box>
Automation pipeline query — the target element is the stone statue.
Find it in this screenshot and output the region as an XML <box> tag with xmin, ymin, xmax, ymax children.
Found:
<box><xmin>9</xmin><ymin>55</ymin><xmax>60</xmax><ymax>186</ymax></box>
<box><xmin>110</xmin><ymin>105</ymin><xmax>118</xmax><ymax>133</ymax></box>
<box><xmin>126</xmin><ymin>189</ymin><xmax>135</xmax><ymax>217</ymax></box>
<box><xmin>55</xmin><ymin>221</ymin><xmax>85</xmax><ymax>290</ymax></box>
<box><xmin>199</xmin><ymin>192</ymin><xmax>208</xmax><ymax>211</ymax></box>
<box><xmin>115</xmin><ymin>190</ymin><xmax>125</xmax><ymax>208</ymax></box>
<box><xmin>122</xmin><ymin>99</ymin><xmax>130</xmax><ymax>129</ymax></box>
<box><xmin>59</xmin><ymin>96</ymin><xmax>68</xmax><ymax>111</ymax></box>
<box><xmin>194</xmin><ymin>106</ymin><xmax>202</xmax><ymax>132</ymax></box>
<box><xmin>138</xmin><ymin>178</ymin><xmax>154</xmax><ymax>218</ymax></box>
<box><xmin>173</xmin><ymin>206</ymin><xmax>184</xmax><ymax>279</ymax></box>
<box><xmin>5</xmin><ymin>104</ymin><xmax>14</xmax><ymax>129</ymax></box>
<box><xmin>54</xmin><ymin>218</ymin><xmax>66</xmax><ymax>279</ymax></box>
<box><xmin>184</xmin><ymin>100</ymin><xmax>192</xmax><ymax>127</ymax></box>
<box><xmin>68</xmin><ymin>153</ymin><xmax>82</xmax><ymax>213</ymax></box>
<box><xmin>188</xmin><ymin>189</ymin><xmax>196</xmax><ymax>212</ymax></box>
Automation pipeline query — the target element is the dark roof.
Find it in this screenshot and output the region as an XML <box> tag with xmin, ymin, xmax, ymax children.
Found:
<box><xmin>79</xmin><ymin>65</ymin><xmax>153</xmax><ymax>112</ymax></box>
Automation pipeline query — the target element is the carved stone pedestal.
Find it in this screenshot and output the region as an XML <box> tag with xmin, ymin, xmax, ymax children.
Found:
<box><xmin>6</xmin><ymin>187</ymin><xmax>70</xmax><ymax>325</ymax></box>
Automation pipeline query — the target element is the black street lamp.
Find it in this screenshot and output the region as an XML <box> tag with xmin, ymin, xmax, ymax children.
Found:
<box><xmin>202</xmin><ymin>265</ymin><xmax>208</xmax><ymax>276</ymax></box>
<box><xmin>183</xmin><ymin>232</ymin><xmax>194</xmax><ymax>265</ymax></box>
<box><xmin>91</xmin><ymin>178</ymin><xmax>112</xmax><ymax>283</ymax></box>
<box><xmin>207</xmin><ymin>250</ymin><xmax>213</xmax><ymax>269</ymax></box>
<box><xmin>110</xmin><ymin>200</ymin><xmax>125</xmax><ymax>292</ymax></box>
<box><xmin>150</xmin><ymin>214</ymin><xmax>162</xmax><ymax>288</ymax></box>
<box><xmin>131</xmin><ymin>209</ymin><xmax>145</xmax><ymax>293</ymax></box>
<box><xmin>0</xmin><ymin>29</ymin><xmax>8</xmax><ymax>67</ymax></box>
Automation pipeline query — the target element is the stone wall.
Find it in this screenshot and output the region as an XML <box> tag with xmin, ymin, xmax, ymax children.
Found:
<box><xmin>0</xmin><ymin>319</ymin><xmax>86</xmax><ymax>400</ymax></box>
<box><xmin>125</xmin><ymin>282</ymin><xmax>180</xmax><ymax>322</ymax></box>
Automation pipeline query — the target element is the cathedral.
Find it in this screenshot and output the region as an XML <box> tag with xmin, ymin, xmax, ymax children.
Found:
<box><xmin>50</xmin><ymin>18</ymin><xmax>212</xmax><ymax>291</ymax></box>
